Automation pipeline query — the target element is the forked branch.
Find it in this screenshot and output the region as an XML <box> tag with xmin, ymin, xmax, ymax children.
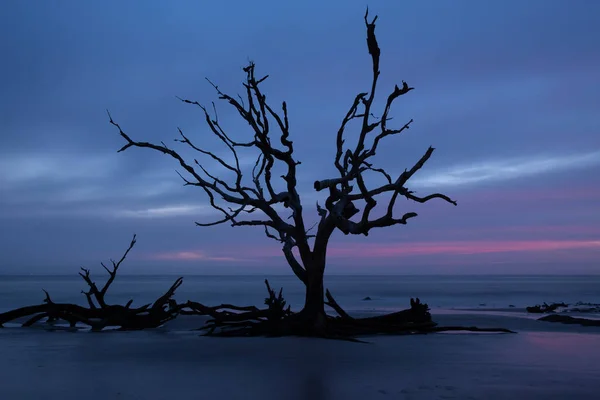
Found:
<box><xmin>108</xmin><ymin>61</ymin><xmax>311</xmax><ymax>281</ymax></box>
<box><xmin>77</xmin><ymin>234</ymin><xmax>137</xmax><ymax>308</ymax></box>
<box><xmin>0</xmin><ymin>236</ymin><xmax>183</xmax><ymax>331</ymax></box>
<box><xmin>313</xmin><ymin>9</ymin><xmax>456</xmax><ymax>238</ymax></box>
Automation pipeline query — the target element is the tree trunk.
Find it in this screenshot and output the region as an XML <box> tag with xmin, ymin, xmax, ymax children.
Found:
<box><xmin>298</xmin><ymin>258</ymin><xmax>327</xmax><ymax>333</ymax></box>
<box><xmin>292</xmin><ymin>219</ymin><xmax>335</xmax><ymax>333</ymax></box>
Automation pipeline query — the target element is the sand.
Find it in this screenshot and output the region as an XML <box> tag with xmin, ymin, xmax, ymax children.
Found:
<box><xmin>1</xmin><ymin>312</ymin><xmax>599</xmax><ymax>399</ymax></box>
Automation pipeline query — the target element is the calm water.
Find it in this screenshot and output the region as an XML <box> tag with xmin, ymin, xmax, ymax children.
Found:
<box><xmin>1</xmin><ymin>275</ymin><xmax>599</xmax><ymax>314</ymax></box>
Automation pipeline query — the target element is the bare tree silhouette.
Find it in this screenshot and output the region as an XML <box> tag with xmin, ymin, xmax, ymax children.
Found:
<box><xmin>108</xmin><ymin>9</ymin><xmax>456</xmax><ymax>332</ymax></box>
<box><xmin>0</xmin><ymin>10</ymin><xmax>513</xmax><ymax>338</ymax></box>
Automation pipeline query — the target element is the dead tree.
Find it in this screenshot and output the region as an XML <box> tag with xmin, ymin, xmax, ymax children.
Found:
<box><xmin>0</xmin><ymin>235</ymin><xmax>183</xmax><ymax>331</ymax></box>
<box><xmin>0</xmin><ymin>235</ymin><xmax>513</xmax><ymax>336</ymax></box>
<box><xmin>108</xmin><ymin>10</ymin><xmax>453</xmax><ymax>329</ymax></box>
<box><xmin>104</xmin><ymin>10</ymin><xmax>511</xmax><ymax>337</ymax></box>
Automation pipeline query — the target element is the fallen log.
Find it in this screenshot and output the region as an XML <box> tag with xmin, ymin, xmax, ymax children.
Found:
<box><xmin>0</xmin><ymin>236</ymin><xmax>514</xmax><ymax>340</ymax></box>
<box><xmin>0</xmin><ymin>235</ymin><xmax>183</xmax><ymax>331</ymax></box>
<box><xmin>538</xmin><ymin>314</ymin><xmax>600</xmax><ymax>327</ymax></box>
<box><xmin>526</xmin><ymin>302</ymin><xmax>568</xmax><ymax>313</ymax></box>
<box><xmin>197</xmin><ymin>287</ymin><xmax>513</xmax><ymax>339</ymax></box>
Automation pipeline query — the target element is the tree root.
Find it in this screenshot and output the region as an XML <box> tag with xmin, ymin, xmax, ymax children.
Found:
<box><xmin>192</xmin><ymin>287</ymin><xmax>515</xmax><ymax>341</ymax></box>
<box><xmin>1</xmin><ymin>276</ymin><xmax>514</xmax><ymax>338</ymax></box>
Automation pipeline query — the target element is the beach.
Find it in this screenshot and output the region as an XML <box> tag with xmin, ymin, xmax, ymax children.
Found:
<box><xmin>2</xmin><ymin>311</ymin><xmax>600</xmax><ymax>399</ymax></box>
<box><xmin>2</xmin><ymin>0</ymin><xmax>599</xmax><ymax>397</ymax></box>
<box><xmin>2</xmin><ymin>275</ymin><xmax>600</xmax><ymax>399</ymax></box>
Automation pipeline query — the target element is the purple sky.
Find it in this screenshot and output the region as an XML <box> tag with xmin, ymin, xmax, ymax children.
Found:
<box><xmin>1</xmin><ymin>1</ymin><xmax>599</xmax><ymax>275</ymax></box>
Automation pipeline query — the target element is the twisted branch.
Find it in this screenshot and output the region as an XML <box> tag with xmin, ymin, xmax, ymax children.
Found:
<box><xmin>108</xmin><ymin>62</ymin><xmax>311</xmax><ymax>279</ymax></box>
<box><xmin>313</xmin><ymin>8</ymin><xmax>456</xmax><ymax>238</ymax></box>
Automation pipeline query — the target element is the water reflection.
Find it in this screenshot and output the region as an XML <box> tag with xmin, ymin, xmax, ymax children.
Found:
<box><xmin>298</xmin><ymin>372</ymin><xmax>331</xmax><ymax>400</ymax></box>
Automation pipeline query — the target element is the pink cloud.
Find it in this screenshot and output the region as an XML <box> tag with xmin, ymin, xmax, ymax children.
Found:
<box><xmin>490</xmin><ymin>225</ymin><xmax>600</xmax><ymax>235</ymax></box>
<box><xmin>327</xmin><ymin>240</ymin><xmax>600</xmax><ymax>258</ymax></box>
<box><xmin>210</xmin><ymin>238</ymin><xmax>600</xmax><ymax>264</ymax></box>
<box><xmin>462</xmin><ymin>186</ymin><xmax>600</xmax><ymax>204</ymax></box>
<box><xmin>424</xmin><ymin>225</ymin><xmax>600</xmax><ymax>239</ymax></box>
<box><xmin>146</xmin><ymin>250</ymin><xmax>245</xmax><ymax>262</ymax></box>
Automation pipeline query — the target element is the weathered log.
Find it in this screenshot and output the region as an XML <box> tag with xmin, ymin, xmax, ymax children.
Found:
<box><xmin>0</xmin><ymin>236</ymin><xmax>512</xmax><ymax>339</ymax></box>
<box><xmin>538</xmin><ymin>314</ymin><xmax>600</xmax><ymax>327</ymax></box>
<box><xmin>325</xmin><ymin>289</ymin><xmax>353</xmax><ymax>320</ymax></box>
<box><xmin>186</xmin><ymin>284</ymin><xmax>514</xmax><ymax>340</ymax></box>
<box><xmin>0</xmin><ymin>236</ymin><xmax>183</xmax><ymax>331</ymax></box>
<box><xmin>526</xmin><ymin>302</ymin><xmax>568</xmax><ymax>314</ymax></box>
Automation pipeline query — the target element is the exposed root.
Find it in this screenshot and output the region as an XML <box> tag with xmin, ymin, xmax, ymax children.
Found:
<box><xmin>325</xmin><ymin>289</ymin><xmax>353</xmax><ymax>320</ymax></box>
<box><xmin>189</xmin><ymin>287</ymin><xmax>514</xmax><ymax>341</ymax></box>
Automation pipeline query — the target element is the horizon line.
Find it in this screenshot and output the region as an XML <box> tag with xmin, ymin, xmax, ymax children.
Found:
<box><xmin>2</xmin><ymin>273</ymin><xmax>600</xmax><ymax>277</ymax></box>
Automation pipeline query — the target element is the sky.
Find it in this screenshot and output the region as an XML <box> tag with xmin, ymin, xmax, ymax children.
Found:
<box><xmin>0</xmin><ymin>0</ymin><xmax>599</xmax><ymax>275</ymax></box>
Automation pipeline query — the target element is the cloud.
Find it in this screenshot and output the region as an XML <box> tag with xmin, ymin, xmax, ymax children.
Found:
<box><xmin>112</xmin><ymin>204</ymin><xmax>214</xmax><ymax>219</ymax></box>
<box><xmin>0</xmin><ymin>146</ymin><xmax>257</xmax><ymax>218</ymax></box>
<box><xmin>146</xmin><ymin>239</ymin><xmax>600</xmax><ymax>267</ymax></box>
<box><xmin>147</xmin><ymin>250</ymin><xmax>245</xmax><ymax>262</ymax></box>
<box><xmin>445</xmin><ymin>225</ymin><xmax>600</xmax><ymax>239</ymax></box>
<box><xmin>465</xmin><ymin>186</ymin><xmax>600</xmax><ymax>203</ymax></box>
<box><xmin>327</xmin><ymin>240</ymin><xmax>600</xmax><ymax>258</ymax></box>
<box><xmin>0</xmin><ymin>152</ymin><xmax>120</xmax><ymax>186</ymax></box>
<box><xmin>412</xmin><ymin>151</ymin><xmax>600</xmax><ymax>188</ymax></box>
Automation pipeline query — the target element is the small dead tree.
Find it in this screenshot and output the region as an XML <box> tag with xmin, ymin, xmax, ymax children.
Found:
<box><xmin>108</xmin><ymin>10</ymin><xmax>456</xmax><ymax>333</ymax></box>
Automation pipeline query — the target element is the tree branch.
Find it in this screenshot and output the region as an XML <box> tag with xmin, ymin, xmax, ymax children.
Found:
<box><xmin>100</xmin><ymin>234</ymin><xmax>137</xmax><ymax>297</ymax></box>
<box><xmin>109</xmin><ymin>61</ymin><xmax>310</xmax><ymax>256</ymax></box>
<box><xmin>77</xmin><ymin>235</ymin><xmax>137</xmax><ymax>308</ymax></box>
<box><xmin>311</xmin><ymin>12</ymin><xmax>455</xmax><ymax>239</ymax></box>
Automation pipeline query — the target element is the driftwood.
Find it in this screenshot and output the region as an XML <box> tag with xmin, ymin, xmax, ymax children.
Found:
<box><xmin>570</xmin><ymin>302</ymin><xmax>600</xmax><ymax>313</ymax></box>
<box><xmin>0</xmin><ymin>236</ymin><xmax>513</xmax><ymax>338</ymax></box>
<box><xmin>0</xmin><ymin>235</ymin><xmax>183</xmax><ymax>331</ymax></box>
<box><xmin>177</xmin><ymin>285</ymin><xmax>513</xmax><ymax>339</ymax></box>
<box><xmin>526</xmin><ymin>302</ymin><xmax>568</xmax><ymax>314</ymax></box>
<box><xmin>187</xmin><ymin>288</ymin><xmax>514</xmax><ymax>340</ymax></box>
<box><xmin>538</xmin><ymin>314</ymin><xmax>600</xmax><ymax>327</ymax></box>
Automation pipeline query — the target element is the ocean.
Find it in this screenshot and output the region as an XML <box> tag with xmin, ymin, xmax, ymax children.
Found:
<box><xmin>1</xmin><ymin>274</ymin><xmax>599</xmax><ymax>314</ymax></box>
<box><xmin>2</xmin><ymin>274</ymin><xmax>600</xmax><ymax>399</ymax></box>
